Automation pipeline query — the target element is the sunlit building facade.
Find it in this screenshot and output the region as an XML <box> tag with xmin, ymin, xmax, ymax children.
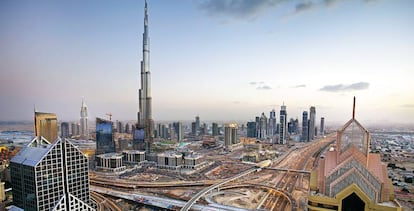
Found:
<box><xmin>34</xmin><ymin>111</ymin><xmax>58</xmax><ymax>143</ymax></box>
<box><xmin>224</xmin><ymin>123</ymin><xmax>238</xmax><ymax>148</ymax></box>
<box><xmin>308</xmin><ymin>98</ymin><xmax>401</xmax><ymax>211</ymax></box>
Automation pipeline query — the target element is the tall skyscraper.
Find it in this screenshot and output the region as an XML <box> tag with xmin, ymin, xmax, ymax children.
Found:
<box><xmin>137</xmin><ymin>0</ymin><xmax>154</xmax><ymax>154</ymax></box>
<box><xmin>268</xmin><ymin>109</ymin><xmax>277</xmax><ymax>136</ymax></box>
<box><xmin>258</xmin><ymin>112</ymin><xmax>267</xmax><ymax>139</ymax></box>
<box><xmin>246</xmin><ymin>122</ymin><xmax>257</xmax><ymax>138</ymax></box>
<box><xmin>117</xmin><ymin>120</ymin><xmax>123</xmax><ymax>133</ymax></box>
<box><xmin>191</xmin><ymin>122</ymin><xmax>197</xmax><ymax>136</ymax></box>
<box><xmin>125</xmin><ymin>123</ymin><xmax>130</xmax><ymax>134</ymax></box>
<box><xmin>34</xmin><ymin>111</ymin><xmax>58</xmax><ymax>143</ymax></box>
<box><xmin>173</xmin><ymin>122</ymin><xmax>183</xmax><ymax>141</ymax></box>
<box><xmin>212</xmin><ymin>122</ymin><xmax>219</xmax><ymax>136</ymax></box>
<box><xmin>80</xmin><ymin>98</ymin><xmax>89</xmax><ymax>139</ymax></box>
<box><xmin>301</xmin><ymin>111</ymin><xmax>309</xmax><ymax>142</ymax></box>
<box><xmin>96</xmin><ymin>118</ymin><xmax>115</xmax><ymax>155</ymax></box>
<box><xmin>195</xmin><ymin>116</ymin><xmax>200</xmax><ymax>135</ymax></box>
<box><xmin>10</xmin><ymin>137</ymin><xmax>94</xmax><ymax>210</ymax></box>
<box><xmin>309</xmin><ymin>106</ymin><xmax>316</xmax><ymax>140</ymax></box>
<box><xmin>71</xmin><ymin>122</ymin><xmax>79</xmax><ymax>136</ymax></box>
<box><xmin>224</xmin><ymin>123</ymin><xmax>238</xmax><ymax>148</ymax></box>
<box><xmin>279</xmin><ymin>104</ymin><xmax>287</xmax><ymax>144</ymax></box>
<box><xmin>320</xmin><ymin>117</ymin><xmax>325</xmax><ymax>136</ymax></box>
<box><xmin>61</xmin><ymin>122</ymin><xmax>70</xmax><ymax>138</ymax></box>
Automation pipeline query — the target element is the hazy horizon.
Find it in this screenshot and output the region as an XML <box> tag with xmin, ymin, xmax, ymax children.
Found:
<box><xmin>1</xmin><ymin>0</ymin><xmax>413</xmax><ymax>124</ymax></box>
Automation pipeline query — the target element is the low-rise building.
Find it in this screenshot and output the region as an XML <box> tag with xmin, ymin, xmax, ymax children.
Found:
<box><xmin>122</xmin><ymin>150</ymin><xmax>146</xmax><ymax>164</ymax></box>
<box><xmin>157</xmin><ymin>151</ymin><xmax>183</xmax><ymax>170</ymax></box>
<box><xmin>96</xmin><ymin>153</ymin><xmax>126</xmax><ymax>173</ymax></box>
<box><xmin>183</xmin><ymin>154</ymin><xmax>204</xmax><ymax>169</ymax></box>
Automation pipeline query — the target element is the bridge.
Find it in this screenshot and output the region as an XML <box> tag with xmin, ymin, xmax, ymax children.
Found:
<box><xmin>180</xmin><ymin>167</ymin><xmax>259</xmax><ymax>211</ymax></box>
<box><xmin>264</xmin><ymin>167</ymin><xmax>311</xmax><ymax>174</ymax></box>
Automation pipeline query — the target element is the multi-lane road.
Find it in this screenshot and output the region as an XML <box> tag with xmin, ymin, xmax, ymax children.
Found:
<box><xmin>91</xmin><ymin>134</ymin><xmax>335</xmax><ymax>210</ymax></box>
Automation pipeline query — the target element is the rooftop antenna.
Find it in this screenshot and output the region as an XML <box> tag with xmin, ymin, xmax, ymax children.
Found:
<box><xmin>352</xmin><ymin>96</ymin><xmax>356</xmax><ymax>119</ymax></box>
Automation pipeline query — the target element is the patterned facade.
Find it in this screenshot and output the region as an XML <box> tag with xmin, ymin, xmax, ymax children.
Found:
<box><xmin>10</xmin><ymin>137</ymin><xmax>94</xmax><ymax>211</ymax></box>
<box><xmin>308</xmin><ymin>98</ymin><xmax>401</xmax><ymax>211</ymax></box>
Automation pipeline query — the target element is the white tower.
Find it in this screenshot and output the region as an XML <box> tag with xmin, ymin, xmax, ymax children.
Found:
<box><xmin>80</xmin><ymin>98</ymin><xmax>89</xmax><ymax>139</ymax></box>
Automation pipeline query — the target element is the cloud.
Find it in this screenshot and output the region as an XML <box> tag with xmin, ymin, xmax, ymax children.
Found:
<box><xmin>232</xmin><ymin>101</ymin><xmax>241</xmax><ymax>104</ymax></box>
<box><xmin>292</xmin><ymin>84</ymin><xmax>306</xmax><ymax>88</ymax></box>
<box><xmin>249</xmin><ymin>81</ymin><xmax>271</xmax><ymax>90</ymax></box>
<box><xmin>197</xmin><ymin>0</ymin><xmax>377</xmax><ymax>20</ymax></box>
<box><xmin>294</xmin><ymin>1</ymin><xmax>315</xmax><ymax>13</ymax></box>
<box><xmin>249</xmin><ymin>81</ymin><xmax>263</xmax><ymax>85</ymax></box>
<box><xmin>197</xmin><ymin>0</ymin><xmax>285</xmax><ymax>20</ymax></box>
<box><xmin>257</xmin><ymin>85</ymin><xmax>272</xmax><ymax>90</ymax></box>
<box><xmin>319</xmin><ymin>82</ymin><xmax>370</xmax><ymax>92</ymax></box>
<box><xmin>401</xmin><ymin>104</ymin><xmax>414</xmax><ymax>108</ymax></box>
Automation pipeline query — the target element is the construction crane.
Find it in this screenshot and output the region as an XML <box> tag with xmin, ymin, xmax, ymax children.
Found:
<box><xmin>105</xmin><ymin>113</ymin><xmax>112</xmax><ymax>121</ymax></box>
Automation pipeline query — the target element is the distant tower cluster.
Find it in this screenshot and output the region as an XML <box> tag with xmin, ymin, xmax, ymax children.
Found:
<box><xmin>80</xmin><ymin>98</ymin><xmax>89</xmax><ymax>139</ymax></box>
<box><xmin>137</xmin><ymin>0</ymin><xmax>154</xmax><ymax>154</ymax></box>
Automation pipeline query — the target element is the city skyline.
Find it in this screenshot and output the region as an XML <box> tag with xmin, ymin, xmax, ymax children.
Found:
<box><xmin>1</xmin><ymin>0</ymin><xmax>414</xmax><ymax>124</ymax></box>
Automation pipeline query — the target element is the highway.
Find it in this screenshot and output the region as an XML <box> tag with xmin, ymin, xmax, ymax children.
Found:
<box><xmin>91</xmin><ymin>191</ymin><xmax>122</xmax><ymax>211</ymax></box>
<box><xmin>260</xmin><ymin>134</ymin><xmax>335</xmax><ymax>210</ymax></box>
<box><xmin>180</xmin><ymin>167</ymin><xmax>259</xmax><ymax>211</ymax></box>
<box><xmin>90</xmin><ymin>134</ymin><xmax>335</xmax><ymax>211</ymax></box>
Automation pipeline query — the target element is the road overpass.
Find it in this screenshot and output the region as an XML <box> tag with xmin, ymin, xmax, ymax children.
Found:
<box><xmin>264</xmin><ymin>167</ymin><xmax>311</xmax><ymax>174</ymax></box>
<box><xmin>180</xmin><ymin>167</ymin><xmax>259</xmax><ymax>211</ymax></box>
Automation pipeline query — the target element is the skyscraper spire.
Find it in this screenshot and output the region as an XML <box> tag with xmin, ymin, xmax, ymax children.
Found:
<box><xmin>352</xmin><ymin>96</ymin><xmax>356</xmax><ymax>119</ymax></box>
<box><xmin>137</xmin><ymin>0</ymin><xmax>153</xmax><ymax>154</ymax></box>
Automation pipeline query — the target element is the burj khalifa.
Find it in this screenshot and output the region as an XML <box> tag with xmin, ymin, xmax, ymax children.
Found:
<box><xmin>137</xmin><ymin>0</ymin><xmax>153</xmax><ymax>154</ymax></box>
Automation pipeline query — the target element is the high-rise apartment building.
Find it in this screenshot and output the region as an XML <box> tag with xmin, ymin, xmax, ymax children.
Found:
<box><xmin>212</xmin><ymin>122</ymin><xmax>219</xmax><ymax>136</ymax></box>
<box><xmin>80</xmin><ymin>98</ymin><xmax>89</xmax><ymax>139</ymax></box>
<box><xmin>258</xmin><ymin>113</ymin><xmax>267</xmax><ymax>139</ymax></box>
<box><xmin>95</xmin><ymin>118</ymin><xmax>115</xmax><ymax>155</ymax></box>
<box><xmin>10</xmin><ymin>137</ymin><xmax>94</xmax><ymax>210</ymax></box>
<box><xmin>34</xmin><ymin>111</ymin><xmax>58</xmax><ymax>143</ymax></box>
<box><xmin>309</xmin><ymin>106</ymin><xmax>316</xmax><ymax>140</ymax></box>
<box><xmin>61</xmin><ymin>122</ymin><xmax>70</xmax><ymax>138</ymax></box>
<box><xmin>117</xmin><ymin>121</ymin><xmax>123</xmax><ymax>133</ymax></box>
<box><xmin>320</xmin><ymin>117</ymin><xmax>325</xmax><ymax>136</ymax></box>
<box><xmin>279</xmin><ymin>104</ymin><xmax>287</xmax><ymax>144</ymax></box>
<box><xmin>302</xmin><ymin>111</ymin><xmax>309</xmax><ymax>142</ymax></box>
<box><xmin>71</xmin><ymin>122</ymin><xmax>79</xmax><ymax>137</ymax></box>
<box><xmin>288</xmin><ymin>118</ymin><xmax>298</xmax><ymax>134</ymax></box>
<box><xmin>268</xmin><ymin>109</ymin><xmax>277</xmax><ymax>136</ymax></box>
<box><xmin>137</xmin><ymin>0</ymin><xmax>154</xmax><ymax>154</ymax></box>
<box><xmin>173</xmin><ymin>122</ymin><xmax>183</xmax><ymax>141</ymax></box>
<box><xmin>224</xmin><ymin>124</ymin><xmax>238</xmax><ymax>148</ymax></box>
<box><xmin>246</xmin><ymin>122</ymin><xmax>257</xmax><ymax>138</ymax></box>
<box><xmin>195</xmin><ymin>116</ymin><xmax>200</xmax><ymax>135</ymax></box>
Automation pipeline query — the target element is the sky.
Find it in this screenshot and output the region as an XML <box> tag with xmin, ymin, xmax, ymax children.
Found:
<box><xmin>1</xmin><ymin>0</ymin><xmax>414</xmax><ymax>125</ymax></box>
